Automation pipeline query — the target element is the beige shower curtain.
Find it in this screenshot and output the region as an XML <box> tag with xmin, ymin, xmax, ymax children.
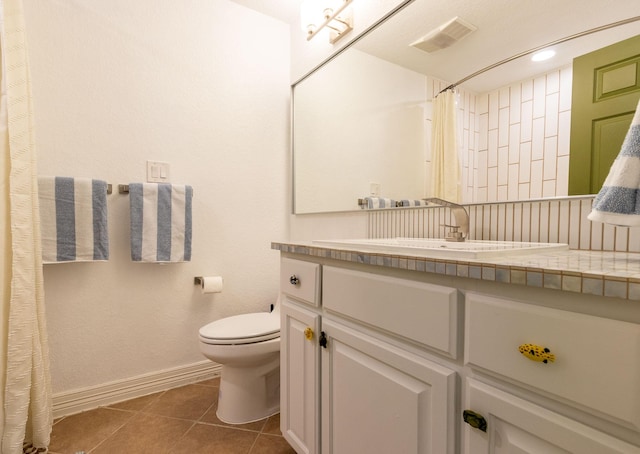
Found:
<box><xmin>430</xmin><ymin>89</ymin><xmax>460</xmax><ymax>202</ymax></box>
<box><xmin>0</xmin><ymin>0</ymin><xmax>52</xmax><ymax>452</ymax></box>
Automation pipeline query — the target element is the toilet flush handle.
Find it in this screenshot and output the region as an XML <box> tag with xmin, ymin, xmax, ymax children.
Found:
<box><xmin>289</xmin><ymin>275</ymin><xmax>300</xmax><ymax>286</ymax></box>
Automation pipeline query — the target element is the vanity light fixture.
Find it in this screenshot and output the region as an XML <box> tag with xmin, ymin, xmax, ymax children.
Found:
<box><xmin>300</xmin><ymin>0</ymin><xmax>354</xmax><ymax>44</ymax></box>
<box><xmin>531</xmin><ymin>49</ymin><xmax>556</xmax><ymax>62</ymax></box>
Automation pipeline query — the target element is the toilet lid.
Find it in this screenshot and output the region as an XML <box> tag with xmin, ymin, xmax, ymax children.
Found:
<box><xmin>199</xmin><ymin>312</ymin><xmax>280</xmax><ymax>345</ymax></box>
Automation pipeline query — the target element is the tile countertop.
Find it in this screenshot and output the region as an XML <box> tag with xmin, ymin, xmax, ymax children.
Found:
<box><xmin>271</xmin><ymin>241</ymin><xmax>640</xmax><ymax>302</ymax></box>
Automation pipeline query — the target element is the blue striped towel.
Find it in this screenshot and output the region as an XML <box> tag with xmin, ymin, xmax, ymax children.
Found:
<box><xmin>364</xmin><ymin>197</ymin><xmax>396</xmax><ymax>209</ymax></box>
<box><xmin>398</xmin><ymin>199</ymin><xmax>422</xmax><ymax>207</ymax></box>
<box><xmin>588</xmin><ymin>99</ymin><xmax>640</xmax><ymax>227</ymax></box>
<box><xmin>129</xmin><ymin>183</ymin><xmax>193</xmax><ymax>262</ymax></box>
<box><xmin>38</xmin><ymin>176</ymin><xmax>109</xmax><ymax>263</ymax></box>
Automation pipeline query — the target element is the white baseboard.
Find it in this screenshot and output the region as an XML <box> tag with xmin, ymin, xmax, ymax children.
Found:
<box><xmin>52</xmin><ymin>360</ymin><xmax>221</xmax><ymax>419</ymax></box>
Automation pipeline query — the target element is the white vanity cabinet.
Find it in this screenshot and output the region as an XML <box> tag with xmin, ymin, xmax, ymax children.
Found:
<box><xmin>278</xmin><ymin>253</ymin><xmax>640</xmax><ymax>453</ymax></box>
<box><xmin>280</xmin><ymin>258</ymin><xmax>458</xmax><ymax>454</ymax></box>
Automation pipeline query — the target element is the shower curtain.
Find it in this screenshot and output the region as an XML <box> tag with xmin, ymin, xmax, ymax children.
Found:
<box><xmin>0</xmin><ymin>0</ymin><xmax>52</xmax><ymax>452</ymax></box>
<box><xmin>430</xmin><ymin>89</ymin><xmax>460</xmax><ymax>202</ymax></box>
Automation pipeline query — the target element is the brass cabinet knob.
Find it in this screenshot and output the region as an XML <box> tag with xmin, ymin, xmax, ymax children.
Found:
<box><xmin>304</xmin><ymin>327</ymin><xmax>314</xmax><ymax>341</ymax></box>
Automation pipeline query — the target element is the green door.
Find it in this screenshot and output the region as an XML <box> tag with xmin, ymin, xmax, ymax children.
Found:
<box><xmin>569</xmin><ymin>34</ymin><xmax>640</xmax><ymax>195</ymax></box>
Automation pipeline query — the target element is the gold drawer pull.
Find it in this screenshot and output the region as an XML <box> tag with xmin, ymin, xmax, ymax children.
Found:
<box><xmin>519</xmin><ymin>343</ymin><xmax>555</xmax><ymax>364</ymax></box>
<box><xmin>304</xmin><ymin>327</ymin><xmax>314</xmax><ymax>341</ymax></box>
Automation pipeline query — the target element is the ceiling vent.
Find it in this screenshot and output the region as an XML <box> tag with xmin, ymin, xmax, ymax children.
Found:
<box><xmin>410</xmin><ymin>17</ymin><xmax>477</xmax><ymax>53</ymax></box>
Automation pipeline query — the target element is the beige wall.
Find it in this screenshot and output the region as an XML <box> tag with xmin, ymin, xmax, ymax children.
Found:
<box><xmin>22</xmin><ymin>0</ymin><xmax>290</xmax><ymax>394</ymax></box>
<box><xmin>295</xmin><ymin>49</ymin><xmax>426</xmax><ymax>213</ymax></box>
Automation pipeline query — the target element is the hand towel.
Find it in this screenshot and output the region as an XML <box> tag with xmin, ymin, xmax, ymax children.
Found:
<box><xmin>129</xmin><ymin>183</ymin><xmax>193</xmax><ymax>262</ymax></box>
<box><xmin>399</xmin><ymin>199</ymin><xmax>422</xmax><ymax>207</ymax></box>
<box><xmin>38</xmin><ymin>176</ymin><xmax>109</xmax><ymax>263</ymax></box>
<box><xmin>364</xmin><ymin>197</ymin><xmax>396</xmax><ymax>209</ymax></box>
<box><xmin>588</xmin><ymin>99</ymin><xmax>640</xmax><ymax>226</ymax></box>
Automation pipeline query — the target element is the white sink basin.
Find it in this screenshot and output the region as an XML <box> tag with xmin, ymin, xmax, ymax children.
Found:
<box><xmin>312</xmin><ymin>237</ymin><xmax>569</xmax><ymax>259</ymax></box>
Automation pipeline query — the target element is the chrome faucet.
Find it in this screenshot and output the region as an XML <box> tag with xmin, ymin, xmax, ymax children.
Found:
<box><xmin>423</xmin><ymin>197</ymin><xmax>469</xmax><ymax>242</ymax></box>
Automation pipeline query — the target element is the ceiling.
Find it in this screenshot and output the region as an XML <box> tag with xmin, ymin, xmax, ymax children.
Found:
<box><xmin>351</xmin><ymin>0</ymin><xmax>640</xmax><ymax>92</ymax></box>
<box><xmin>229</xmin><ymin>0</ymin><xmax>299</xmax><ymax>24</ymax></box>
<box><xmin>231</xmin><ymin>0</ymin><xmax>640</xmax><ymax>93</ymax></box>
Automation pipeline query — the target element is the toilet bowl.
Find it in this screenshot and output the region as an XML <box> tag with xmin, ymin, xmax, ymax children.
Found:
<box><xmin>199</xmin><ymin>310</ymin><xmax>280</xmax><ymax>424</ymax></box>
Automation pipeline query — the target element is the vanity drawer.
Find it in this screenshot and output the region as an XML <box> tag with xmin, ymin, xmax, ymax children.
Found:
<box><xmin>464</xmin><ymin>292</ymin><xmax>640</xmax><ymax>430</ymax></box>
<box><xmin>323</xmin><ymin>266</ymin><xmax>460</xmax><ymax>358</ymax></box>
<box><xmin>280</xmin><ymin>258</ymin><xmax>321</xmax><ymax>307</ymax></box>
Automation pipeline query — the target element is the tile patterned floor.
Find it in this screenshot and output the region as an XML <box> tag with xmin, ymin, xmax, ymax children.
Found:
<box><xmin>49</xmin><ymin>378</ymin><xmax>296</xmax><ymax>454</ymax></box>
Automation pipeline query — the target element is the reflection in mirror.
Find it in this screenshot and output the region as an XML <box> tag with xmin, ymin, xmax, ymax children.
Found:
<box><xmin>293</xmin><ymin>0</ymin><xmax>640</xmax><ymax>214</ymax></box>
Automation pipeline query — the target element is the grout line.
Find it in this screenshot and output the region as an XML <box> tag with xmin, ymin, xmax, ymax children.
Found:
<box><xmin>197</xmin><ymin>422</ymin><xmax>267</xmax><ymax>433</ymax></box>
<box><xmin>85</xmin><ymin>413</ymin><xmax>133</xmax><ymax>454</ymax></box>
<box><xmin>166</xmin><ymin>421</ymin><xmax>199</xmax><ymax>454</ymax></box>
<box><xmin>247</xmin><ymin>433</ymin><xmax>261</xmax><ymax>454</ymax></box>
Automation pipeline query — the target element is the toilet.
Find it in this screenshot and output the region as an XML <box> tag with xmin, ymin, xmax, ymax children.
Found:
<box><xmin>199</xmin><ymin>306</ymin><xmax>280</xmax><ymax>424</ymax></box>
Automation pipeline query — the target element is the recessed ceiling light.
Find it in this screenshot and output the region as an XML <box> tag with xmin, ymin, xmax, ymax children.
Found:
<box><xmin>531</xmin><ymin>49</ymin><xmax>556</xmax><ymax>62</ymax></box>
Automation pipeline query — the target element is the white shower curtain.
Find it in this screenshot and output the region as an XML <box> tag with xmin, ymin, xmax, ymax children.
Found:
<box><xmin>430</xmin><ymin>89</ymin><xmax>460</xmax><ymax>202</ymax></box>
<box><xmin>0</xmin><ymin>0</ymin><xmax>52</xmax><ymax>452</ymax></box>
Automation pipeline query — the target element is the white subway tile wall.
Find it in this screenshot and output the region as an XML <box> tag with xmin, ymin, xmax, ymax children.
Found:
<box><xmin>367</xmin><ymin>196</ymin><xmax>640</xmax><ymax>253</ymax></box>
<box><xmin>426</xmin><ymin>66</ymin><xmax>573</xmax><ymax>203</ymax></box>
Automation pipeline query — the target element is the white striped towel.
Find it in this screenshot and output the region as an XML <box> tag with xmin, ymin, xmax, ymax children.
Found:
<box><xmin>364</xmin><ymin>197</ymin><xmax>396</xmax><ymax>209</ymax></box>
<box><xmin>129</xmin><ymin>183</ymin><xmax>193</xmax><ymax>262</ymax></box>
<box><xmin>38</xmin><ymin>176</ymin><xmax>109</xmax><ymax>263</ymax></box>
<box><xmin>588</xmin><ymin>98</ymin><xmax>640</xmax><ymax>227</ymax></box>
<box><xmin>398</xmin><ymin>199</ymin><xmax>422</xmax><ymax>207</ymax></box>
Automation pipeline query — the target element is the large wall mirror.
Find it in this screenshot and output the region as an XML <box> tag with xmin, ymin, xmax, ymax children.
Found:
<box><xmin>293</xmin><ymin>0</ymin><xmax>640</xmax><ymax>214</ymax></box>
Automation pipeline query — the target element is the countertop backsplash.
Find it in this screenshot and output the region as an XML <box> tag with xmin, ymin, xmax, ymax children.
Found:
<box><xmin>366</xmin><ymin>195</ymin><xmax>640</xmax><ymax>253</ymax></box>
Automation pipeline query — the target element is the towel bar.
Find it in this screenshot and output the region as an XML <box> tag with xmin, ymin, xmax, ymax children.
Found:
<box><xmin>107</xmin><ymin>184</ymin><xmax>112</xmax><ymax>194</ymax></box>
<box><xmin>119</xmin><ymin>184</ymin><xmax>194</xmax><ymax>195</ymax></box>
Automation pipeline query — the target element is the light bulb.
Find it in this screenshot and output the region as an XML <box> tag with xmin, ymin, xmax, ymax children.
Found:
<box><xmin>300</xmin><ymin>0</ymin><xmax>321</xmax><ymax>34</ymax></box>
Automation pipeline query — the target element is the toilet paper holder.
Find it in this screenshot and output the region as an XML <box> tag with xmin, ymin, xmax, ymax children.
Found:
<box><xmin>195</xmin><ymin>276</ymin><xmax>224</xmax><ymax>294</ymax></box>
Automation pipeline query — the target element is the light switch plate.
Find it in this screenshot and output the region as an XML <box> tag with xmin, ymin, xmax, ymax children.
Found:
<box><xmin>147</xmin><ymin>161</ymin><xmax>170</xmax><ymax>183</ymax></box>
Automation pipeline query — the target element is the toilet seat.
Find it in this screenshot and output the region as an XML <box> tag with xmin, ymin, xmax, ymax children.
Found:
<box><xmin>199</xmin><ymin>312</ymin><xmax>280</xmax><ymax>345</ymax></box>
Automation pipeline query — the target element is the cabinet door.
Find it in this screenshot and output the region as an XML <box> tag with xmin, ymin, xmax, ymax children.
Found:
<box><xmin>463</xmin><ymin>378</ymin><xmax>640</xmax><ymax>454</ymax></box>
<box><xmin>281</xmin><ymin>298</ymin><xmax>321</xmax><ymax>454</ymax></box>
<box><xmin>321</xmin><ymin>318</ymin><xmax>456</xmax><ymax>454</ymax></box>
